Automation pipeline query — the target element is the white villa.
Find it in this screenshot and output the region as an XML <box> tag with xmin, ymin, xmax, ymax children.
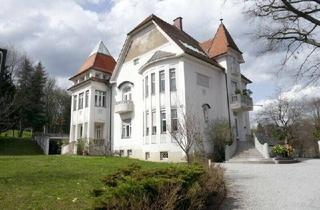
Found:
<box><xmin>66</xmin><ymin>15</ymin><xmax>253</xmax><ymax>162</ymax></box>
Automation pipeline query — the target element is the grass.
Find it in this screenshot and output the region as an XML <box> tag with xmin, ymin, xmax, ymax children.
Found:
<box><xmin>0</xmin><ymin>137</ymin><xmax>170</xmax><ymax>210</ymax></box>
<box><xmin>0</xmin><ymin>129</ymin><xmax>32</xmax><ymax>138</ymax></box>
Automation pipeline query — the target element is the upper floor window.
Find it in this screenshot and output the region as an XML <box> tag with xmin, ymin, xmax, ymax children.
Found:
<box><xmin>73</xmin><ymin>95</ymin><xmax>77</xmax><ymax>111</ymax></box>
<box><xmin>95</xmin><ymin>90</ymin><xmax>106</xmax><ymax>107</ymax></box>
<box><xmin>152</xmin><ymin>110</ymin><xmax>157</xmax><ymax>135</ymax></box>
<box><xmin>160</xmin><ymin>110</ymin><xmax>166</xmax><ymax>133</ymax></box>
<box><xmin>151</xmin><ymin>73</ymin><xmax>155</xmax><ymax>95</ymax></box>
<box><xmin>171</xmin><ymin>108</ymin><xmax>178</xmax><ymax>131</ymax></box>
<box><xmin>170</xmin><ymin>68</ymin><xmax>176</xmax><ymax>91</ymax></box>
<box><xmin>122</xmin><ymin>86</ymin><xmax>132</xmax><ymax>101</ymax></box>
<box><xmin>202</xmin><ymin>104</ymin><xmax>211</xmax><ymax>123</ymax></box>
<box><xmin>96</xmin><ymin>73</ymin><xmax>101</xmax><ymax>79</ymax></box>
<box><xmin>197</xmin><ymin>73</ymin><xmax>209</xmax><ymax>88</ymax></box>
<box><xmin>145</xmin><ymin>76</ymin><xmax>149</xmax><ymax>97</ymax></box>
<box><xmin>78</xmin><ymin>92</ymin><xmax>84</xmax><ymax>109</ymax></box>
<box><xmin>133</xmin><ymin>58</ymin><xmax>139</xmax><ymax>65</ymax></box>
<box><xmin>159</xmin><ymin>70</ymin><xmax>165</xmax><ymax>93</ymax></box>
<box><xmin>121</xmin><ymin>119</ymin><xmax>132</xmax><ymax>139</ymax></box>
<box><xmin>85</xmin><ymin>90</ymin><xmax>89</xmax><ymax>108</ymax></box>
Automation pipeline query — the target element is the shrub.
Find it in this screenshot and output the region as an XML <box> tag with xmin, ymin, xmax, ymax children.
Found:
<box><xmin>271</xmin><ymin>144</ymin><xmax>295</xmax><ymax>158</ymax></box>
<box><xmin>92</xmin><ymin>163</ymin><xmax>225</xmax><ymax>210</ymax></box>
<box><xmin>76</xmin><ymin>138</ymin><xmax>88</xmax><ymax>155</ymax></box>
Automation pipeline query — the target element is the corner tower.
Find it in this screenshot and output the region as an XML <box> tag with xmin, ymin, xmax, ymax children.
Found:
<box><xmin>68</xmin><ymin>41</ymin><xmax>116</xmax><ymax>155</ymax></box>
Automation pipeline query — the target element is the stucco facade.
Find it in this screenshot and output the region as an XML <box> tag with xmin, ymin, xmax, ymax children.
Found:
<box><xmin>67</xmin><ymin>15</ymin><xmax>253</xmax><ymax>162</ymax></box>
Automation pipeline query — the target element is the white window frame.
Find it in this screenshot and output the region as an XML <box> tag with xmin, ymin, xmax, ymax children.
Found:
<box><xmin>145</xmin><ymin>76</ymin><xmax>149</xmax><ymax>97</ymax></box>
<box><xmin>170</xmin><ymin>68</ymin><xmax>176</xmax><ymax>91</ymax></box>
<box><xmin>122</xmin><ymin>86</ymin><xmax>132</xmax><ymax>101</ymax></box>
<box><xmin>121</xmin><ymin>119</ymin><xmax>132</xmax><ymax>139</ymax></box>
<box><xmin>171</xmin><ymin>108</ymin><xmax>178</xmax><ymax>131</ymax></box>
<box><xmin>160</xmin><ymin>110</ymin><xmax>166</xmax><ymax>133</ymax></box>
<box><xmin>151</xmin><ymin>73</ymin><xmax>155</xmax><ymax>95</ymax></box>
<box><xmin>78</xmin><ymin>92</ymin><xmax>84</xmax><ymax>110</ymax></box>
<box><xmin>159</xmin><ymin>70</ymin><xmax>165</xmax><ymax>93</ymax></box>
<box><xmin>73</xmin><ymin>95</ymin><xmax>77</xmax><ymax>111</ymax></box>
<box><xmin>152</xmin><ymin>110</ymin><xmax>157</xmax><ymax>135</ymax></box>
<box><xmin>146</xmin><ymin>111</ymin><xmax>149</xmax><ymax>136</ymax></box>
<box><xmin>85</xmin><ymin>90</ymin><xmax>89</xmax><ymax>108</ymax></box>
<box><xmin>95</xmin><ymin>90</ymin><xmax>106</xmax><ymax>107</ymax></box>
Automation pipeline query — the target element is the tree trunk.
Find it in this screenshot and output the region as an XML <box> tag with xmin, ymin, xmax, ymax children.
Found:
<box><xmin>18</xmin><ymin>120</ymin><xmax>23</xmax><ymax>138</ymax></box>
<box><xmin>186</xmin><ymin>153</ymin><xmax>191</xmax><ymax>164</ymax></box>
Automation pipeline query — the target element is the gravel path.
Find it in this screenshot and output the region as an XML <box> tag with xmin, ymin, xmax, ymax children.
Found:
<box><xmin>220</xmin><ymin>159</ymin><xmax>320</xmax><ymax>210</ymax></box>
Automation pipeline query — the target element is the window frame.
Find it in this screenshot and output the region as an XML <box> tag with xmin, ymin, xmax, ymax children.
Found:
<box><xmin>121</xmin><ymin>119</ymin><xmax>132</xmax><ymax>139</ymax></box>
<box><xmin>170</xmin><ymin>68</ymin><xmax>176</xmax><ymax>91</ymax></box>
<box><xmin>152</xmin><ymin>110</ymin><xmax>157</xmax><ymax>135</ymax></box>
<box><xmin>151</xmin><ymin>73</ymin><xmax>155</xmax><ymax>95</ymax></box>
<box><xmin>159</xmin><ymin>70</ymin><xmax>165</xmax><ymax>93</ymax></box>
<box><xmin>171</xmin><ymin>108</ymin><xmax>178</xmax><ymax>132</ymax></box>
<box><xmin>145</xmin><ymin>76</ymin><xmax>149</xmax><ymax>98</ymax></box>
<box><xmin>73</xmin><ymin>95</ymin><xmax>77</xmax><ymax>111</ymax></box>
<box><xmin>85</xmin><ymin>90</ymin><xmax>89</xmax><ymax>108</ymax></box>
<box><xmin>160</xmin><ymin>110</ymin><xmax>166</xmax><ymax>133</ymax></box>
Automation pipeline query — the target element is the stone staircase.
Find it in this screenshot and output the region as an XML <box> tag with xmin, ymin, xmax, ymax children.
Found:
<box><xmin>227</xmin><ymin>141</ymin><xmax>273</xmax><ymax>164</ymax></box>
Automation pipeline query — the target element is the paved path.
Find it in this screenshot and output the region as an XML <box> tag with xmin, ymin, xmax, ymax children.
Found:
<box><xmin>220</xmin><ymin>159</ymin><xmax>320</xmax><ymax>210</ymax></box>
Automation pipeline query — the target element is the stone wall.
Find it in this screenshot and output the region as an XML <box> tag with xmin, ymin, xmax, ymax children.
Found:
<box><xmin>225</xmin><ymin>139</ymin><xmax>237</xmax><ymax>161</ymax></box>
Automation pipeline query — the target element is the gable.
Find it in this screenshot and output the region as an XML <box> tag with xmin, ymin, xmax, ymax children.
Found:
<box><xmin>124</xmin><ymin>27</ymin><xmax>169</xmax><ymax>62</ymax></box>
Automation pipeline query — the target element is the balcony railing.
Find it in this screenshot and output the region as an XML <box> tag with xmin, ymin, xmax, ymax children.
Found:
<box><xmin>115</xmin><ymin>100</ymin><xmax>134</xmax><ymax>114</ymax></box>
<box><xmin>230</xmin><ymin>94</ymin><xmax>253</xmax><ymax>111</ymax></box>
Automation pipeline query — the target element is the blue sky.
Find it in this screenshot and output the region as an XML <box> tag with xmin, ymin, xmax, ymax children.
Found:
<box><xmin>1</xmin><ymin>0</ymin><xmax>318</xmax><ymax>112</ymax></box>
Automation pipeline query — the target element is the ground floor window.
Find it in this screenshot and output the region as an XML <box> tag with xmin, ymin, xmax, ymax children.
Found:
<box><xmin>121</xmin><ymin>119</ymin><xmax>132</xmax><ymax>139</ymax></box>
<box><xmin>127</xmin><ymin>149</ymin><xmax>132</xmax><ymax>157</ymax></box>
<box><xmin>160</xmin><ymin>151</ymin><xmax>168</xmax><ymax>160</ymax></box>
<box><xmin>160</xmin><ymin>110</ymin><xmax>166</xmax><ymax>133</ymax></box>
<box><xmin>95</xmin><ymin>123</ymin><xmax>103</xmax><ymax>139</ymax></box>
<box><xmin>145</xmin><ymin>152</ymin><xmax>150</xmax><ymax>160</ymax></box>
<box><xmin>119</xmin><ymin>150</ymin><xmax>124</xmax><ymax>157</ymax></box>
<box><xmin>171</xmin><ymin>109</ymin><xmax>178</xmax><ymax>131</ymax></box>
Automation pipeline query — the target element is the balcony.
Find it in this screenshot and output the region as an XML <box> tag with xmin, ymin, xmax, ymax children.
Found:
<box><xmin>230</xmin><ymin>94</ymin><xmax>253</xmax><ymax>111</ymax></box>
<box><xmin>115</xmin><ymin>100</ymin><xmax>134</xmax><ymax>114</ymax></box>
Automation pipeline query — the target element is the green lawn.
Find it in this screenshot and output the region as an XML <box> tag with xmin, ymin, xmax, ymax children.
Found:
<box><xmin>0</xmin><ymin>138</ymin><xmax>170</xmax><ymax>210</ymax></box>
<box><xmin>0</xmin><ymin>130</ymin><xmax>32</xmax><ymax>138</ymax></box>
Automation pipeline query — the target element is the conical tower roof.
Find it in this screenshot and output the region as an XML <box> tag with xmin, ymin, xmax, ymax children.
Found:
<box><xmin>200</xmin><ymin>23</ymin><xmax>242</xmax><ymax>58</ymax></box>
<box><xmin>70</xmin><ymin>41</ymin><xmax>116</xmax><ymax>80</ymax></box>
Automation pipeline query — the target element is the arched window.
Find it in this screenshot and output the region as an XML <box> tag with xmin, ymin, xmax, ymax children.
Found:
<box><xmin>202</xmin><ymin>104</ymin><xmax>211</xmax><ymax>123</ymax></box>
<box><xmin>122</xmin><ymin>86</ymin><xmax>132</xmax><ymax>101</ymax></box>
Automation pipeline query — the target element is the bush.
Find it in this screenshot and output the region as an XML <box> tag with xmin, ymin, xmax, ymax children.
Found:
<box><xmin>92</xmin><ymin>163</ymin><xmax>225</xmax><ymax>210</ymax></box>
<box><xmin>271</xmin><ymin>144</ymin><xmax>294</xmax><ymax>158</ymax></box>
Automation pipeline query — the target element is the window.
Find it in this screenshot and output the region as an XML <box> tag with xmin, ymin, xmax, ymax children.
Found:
<box><xmin>160</xmin><ymin>110</ymin><xmax>166</xmax><ymax>133</ymax></box>
<box><xmin>120</xmin><ymin>150</ymin><xmax>124</xmax><ymax>157</ymax></box>
<box><xmin>145</xmin><ymin>76</ymin><xmax>149</xmax><ymax>97</ymax></box>
<box><xmin>202</xmin><ymin>104</ymin><xmax>210</xmax><ymax>123</ymax></box>
<box><xmin>95</xmin><ymin>124</ymin><xmax>103</xmax><ymax>139</ymax></box>
<box><xmin>122</xmin><ymin>87</ymin><xmax>132</xmax><ymax>101</ymax></box>
<box><xmin>78</xmin><ymin>124</ymin><xmax>83</xmax><ymax>139</ymax></box>
<box><xmin>159</xmin><ymin>70</ymin><xmax>165</xmax><ymax>93</ymax></box>
<box><xmin>85</xmin><ymin>90</ymin><xmax>89</xmax><ymax>107</ymax></box>
<box><xmin>146</xmin><ymin>111</ymin><xmax>149</xmax><ymax>136</ymax></box>
<box><xmin>197</xmin><ymin>73</ymin><xmax>209</xmax><ymax>88</ymax></box>
<box><xmin>171</xmin><ymin>109</ymin><xmax>178</xmax><ymax>131</ymax></box>
<box><xmin>78</xmin><ymin>92</ymin><xmax>84</xmax><ymax>109</ymax></box>
<box><xmin>121</xmin><ymin>119</ymin><xmax>132</xmax><ymax>139</ymax></box>
<box><xmin>96</xmin><ymin>73</ymin><xmax>101</xmax><ymax>78</ymax></box>
<box><xmin>151</xmin><ymin>73</ymin><xmax>155</xmax><ymax>95</ymax></box>
<box><xmin>145</xmin><ymin>152</ymin><xmax>150</xmax><ymax>160</ymax></box>
<box><xmin>133</xmin><ymin>58</ymin><xmax>139</xmax><ymax>65</ymax></box>
<box><xmin>170</xmin><ymin>68</ymin><xmax>176</xmax><ymax>91</ymax></box>
<box><xmin>231</xmin><ymin>81</ymin><xmax>238</xmax><ymax>93</ymax></box>
<box><xmin>160</xmin><ymin>151</ymin><xmax>168</xmax><ymax>160</ymax></box>
<box><xmin>95</xmin><ymin>90</ymin><xmax>106</xmax><ymax>107</ymax></box>
<box><xmin>152</xmin><ymin>110</ymin><xmax>157</xmax><ymax>135</ymax></box>
<box><xmin>73</xmin><ymin>95</ymin><xmax>77</xmax><ymax>111</ymax></box>
<box><xmin>127</xmin><ymin>149</ymin><xmax>132</xmax><ymax>157</ymax></box>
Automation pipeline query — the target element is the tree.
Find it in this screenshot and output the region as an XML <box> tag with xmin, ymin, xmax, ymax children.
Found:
<box><xmin>0</xmin><ymin>54</ymin><xmax>16</xmax><ymax>132</ymax></box>
<box><xmin>168</xmin><ymin>111</ymin><xmax>203</xmax><ymax>163</ymax></box>
<box><xmin>256</xmin><ymin>91</ymin><xmax>303</xmax><ymax>144</ymax></box>
<box><xmin>245</xmin><ymin>0</ymin><xmax>320</xmax><ymax>83</ymax></box>
<box><xmin>206</xmin><ymin>119</ymin><xmax>233</xmax><ymax>162</ymax></box>
<box><xmin>30</xmin><ymin>62</ymin><xmax>47</xmax><ymax>131</ymax></box>
<box><xmin>15</xmin><ymin>56</ymin><xmax>34</xmax><ymax>136</ymax></box>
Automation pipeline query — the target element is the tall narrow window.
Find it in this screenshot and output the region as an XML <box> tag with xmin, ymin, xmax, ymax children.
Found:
<box><xmin>202</xmin><ymin>104</ymin><xmax>210</xmax><ymax>123</ymax></box>
<box><xmin>160</xmin><ymin>110</ymin><xmax>166</xmax><ymax>133</ymax></box>
<box><xmin>171</xmin><ymin>109</ymin><xmax>178</xmax><ymax>131</ymax></box>
<box><xmin>152</xmin><ymin>110</ymin><xmax>157</xmax><ymax>135</ymax></box>
<box><xmin>146</xmin><ymin>111</ymin><xmax>149</xmax><ymax>136</ymax></box>
<box><xmin>95</xmin><ymin>90</ymin><xmax>106</xmax><ymax>107</ymax></box>
<box><xmin>151</xmin><ymin>73</ymin><xmax>155</xmax><ymax>95</ymax></box>
<box><xmin>170</xmin><ymin>68</ymin><xmax>176</xmax><ymax>91</ymax></box>
<box><xmin>121</xmin><ymin>119</ymin><xmax>132</xmax><ymax>139</ymax></box>
<box><xmin>95</xmin><ymin>124</ymin><xmax>103</xmax><ymax>139</ymax></box>
<box><xmin>159</xmin><ymin>70</ymin><xmax>165</xmax><ymax>93</ymax></box>
<box><xmin>73</xmin><ymin>95</ymin><xmax>77</xmax><ymax>111</ymax></box>
<box><xmin>145</xmin><ymin>76</ymin><xmax>149</xmax><ymax>97</ymax></box>
<box><xmin>78</xmin><ymin>92</ymin><xmax>84</xmax><ymax>109</ymax></box>
<box><xmin>122</xmin><ymin>87</ymin><xmax>132</xmax><ymax>101</ymax></box>
<box><xmin>85</xmin><ymin>90</ymin><xmax>89</xmax><ymax>107</ymax></box>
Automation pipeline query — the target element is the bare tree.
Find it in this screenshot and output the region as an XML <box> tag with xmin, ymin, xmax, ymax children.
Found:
<box><xmin>168</xmin><ymin>111</ymin><xmax>203</xmax><ymax>163</ymax></box>
<box><xmin>245</xmin><ymin>0</ymin><xmax>320</xmax><ymax>83</ymax></box>
<box><xmin>257</xmin><ymin>91</ymin><xmax>303</xmax><ymax>144</ymax></box>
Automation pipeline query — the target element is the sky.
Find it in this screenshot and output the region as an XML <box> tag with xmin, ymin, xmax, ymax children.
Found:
<box><xmin>1</xmin><ymin>0</ymin><xmax>319</xmax><ymax>116</ymax></box>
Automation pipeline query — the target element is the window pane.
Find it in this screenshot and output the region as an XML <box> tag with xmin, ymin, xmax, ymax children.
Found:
<box><xmin>161</xmin><ymin>110</ymin><xmax>166</xmax><ymax>133</ymax></box>
<box><xmin>151</xmin><ymin>73</ymin><xmax>155</xmax><ymax>95</ymax></box>
<box><xmin>159</xmin><ymin>71</ymin><xmax>165</xmax><ymax>92</ymax></box>
<box><xmin>145</xmin><ymin>76</ymin><xmax>149</xmax><ymax>97</ymax></box>
<box><xmin>170</xmin><ymin>69</ymin><xmax>176</xmax><ymax>91</ymax></box>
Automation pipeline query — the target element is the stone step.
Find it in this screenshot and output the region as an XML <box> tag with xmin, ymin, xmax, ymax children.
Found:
<box><xmin>227</xmin><ymin>158</ymin><xmax>274</xmax><ymax>164</ymax></box>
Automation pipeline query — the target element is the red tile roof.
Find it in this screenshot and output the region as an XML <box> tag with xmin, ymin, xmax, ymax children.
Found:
<box><xmin>69</xmin><ymin>52</ymin><xmax>116</xmax><ymax>80</ymax></box>
<box><xmin>200</xmin><ymin>23</ymin><xmax>242</xmax><ymax>58</ymax></box>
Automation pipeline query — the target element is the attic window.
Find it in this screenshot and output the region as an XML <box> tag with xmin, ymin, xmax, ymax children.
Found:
<box><xmin>133</xmin><ymin>58</ymin><xmax>139</xmax><ymax>65</ymax></box>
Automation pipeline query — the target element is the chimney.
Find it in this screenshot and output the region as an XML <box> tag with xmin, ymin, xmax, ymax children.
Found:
<box><xmin>173</xmin><ymin>17</ymin><xmax>183</xmax><ymax>30</ymax></box>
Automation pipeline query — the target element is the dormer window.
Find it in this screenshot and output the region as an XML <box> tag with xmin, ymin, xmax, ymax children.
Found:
<box><xmin>133</xmin><ymin>58</ymin><xmax>139</xmax><ymax>65</ymax></box>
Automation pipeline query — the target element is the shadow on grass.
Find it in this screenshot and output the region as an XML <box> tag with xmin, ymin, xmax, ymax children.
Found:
<box><xmin>0</xmin><ymin>137</ymin><xmax>43</xmax><ymax>155</ymax></box>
